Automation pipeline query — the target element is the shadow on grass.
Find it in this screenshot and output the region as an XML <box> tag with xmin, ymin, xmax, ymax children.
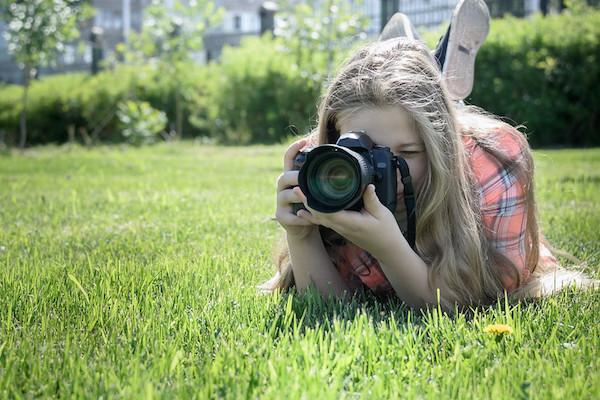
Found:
<box><xmin>262</xmin><ymin>285</ymin><xmax>589</xmax><ymax>340</ymax></box>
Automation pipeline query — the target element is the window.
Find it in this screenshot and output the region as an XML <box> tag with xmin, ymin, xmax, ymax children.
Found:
<box><xmin>63</xmin><ymin>45</ymin><xmax>76</xmax><ymax>65</ymax></box>
<box><xmin>234</xmin><ymin>15</ymin><xmax>241</xmax><ymax>31</ymax></box>
<box><xmin>83</xmin><ymin>44</ymin><xmax>92</xmax><ymax>63</ymax></box>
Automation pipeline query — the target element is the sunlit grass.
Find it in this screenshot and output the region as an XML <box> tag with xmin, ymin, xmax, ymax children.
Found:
<box><xmin>0</xmin><ymin>143</ymin><xmax>598</xmax><ymax>398</ymax></box>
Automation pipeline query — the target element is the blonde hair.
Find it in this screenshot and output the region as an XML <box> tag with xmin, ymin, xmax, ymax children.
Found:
<box><xmin>260</xmin><ymin>38</ymin><xmax>597</xmax><ymax>308</ymax></box>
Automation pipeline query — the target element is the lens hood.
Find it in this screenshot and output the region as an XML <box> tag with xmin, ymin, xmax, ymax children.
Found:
<box><xmin>298</xmin><ymin>144</ymin><xmax>373</xmax><ymax>213</ymax></box>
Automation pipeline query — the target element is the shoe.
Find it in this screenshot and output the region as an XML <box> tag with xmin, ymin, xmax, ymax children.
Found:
<box><xmin>379</xmin><ymin>12</ymin><xmax>421</xmax><ymax>42</ymax></box>
<box><xmin>443</xmin><ymin>0</ymin><xmax>490</xmax><ymax>100</ymax></box>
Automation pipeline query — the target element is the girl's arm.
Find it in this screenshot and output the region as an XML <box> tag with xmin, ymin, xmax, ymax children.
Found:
<box><xmin>297</xmin><ymin>184</ymin><xmax>444</xmax><ymax>309</ymax></box>
<box><xmin>287</xmin><ymin>229</ymin><xmax>352</xmax><ymax>299</ymax></box>
<box><xmin>275</xmin><ymin>138</ymin><xmax>351</xmax><ymax>299</ymax></box>
<box><xmin>374</xmin><ymin>231</ymin><xmax>439</xmax><ymax>309</ymax></box>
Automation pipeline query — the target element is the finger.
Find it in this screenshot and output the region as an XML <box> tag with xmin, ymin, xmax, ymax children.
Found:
<box><xmin>302</xmin><ymin>208</ymin><xmax>342</xmax><ymax>231</ymax></box>
<box><xmin>276</xmin><ymin>170</ymin><xmax>299</xmax><ymax>192</ymax></box>
<box><xmin>294</xmin><ymin>188</ymin><xmax>327</xmax><ymax>221</ymax></box>
<box><xmin>293</xmin><ymin>187</ymin><xmax>343</xmax><ymax>230</ymax></box>
<box><xmin>295</xmin><ymin>188</ymin><xmax>344</xmax><ymax>227</ymax></box>
<box><xmin>277</xmin><ymin>188</ymin><xmax>302</xmax><ymax>206</ymax></box>
<box><xmin>276</xmin><ymin>211</ymin><xmax>315</xmax><ymax>227</ymax></box>
<box><xmin>321</xmin><ymin>209</ymin><xmax>365</xmax><ymax>234</ymax></box>
<box><xmin>283</xmin><ymin>138</ymin><xmax>309</xmax><ymax>171</ymax></box>
<box><xmin>362</xmin><ymin>184</ymin><xmax>383</xmax><ymax>217</ymax></box>
<box><xmin>293</xmin><ymin>186</ymin><xmax>308</xmax><ymax>205</ymax></box>
<box><xmin>295</xmin><ymin>187</ymin><xmax>322</xmax><ymax>217</ymax></box>
<box><xmin>296</xmin><ymin>209</ymin><xmax>318</xmax><ymax>225</ymax></box>
<box><xmin>293</xmin><ymin>188</ymin><xmax>325</xmax><ymax>225</ymax></box>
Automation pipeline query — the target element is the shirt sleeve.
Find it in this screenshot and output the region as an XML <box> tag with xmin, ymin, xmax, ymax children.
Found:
<box><xmin>480</xmin><ymin>163</ymin><xmax>528</xmax><ymax>290</ymax></box>
<box><xmin>332</xmin><ymin>243</ymin><xmax>393</xmax><ymax>295</ymax></box>
<box><xmin>470</xmin><ymin>129</ymin><xmax>530</xmax><ymax>290</ymax></box>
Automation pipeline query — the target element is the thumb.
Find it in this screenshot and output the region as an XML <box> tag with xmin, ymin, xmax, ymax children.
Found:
<box><xmin>363</xmin><ymin>184</ymin><xmax>383</xmax><ymax>216</ymax></box>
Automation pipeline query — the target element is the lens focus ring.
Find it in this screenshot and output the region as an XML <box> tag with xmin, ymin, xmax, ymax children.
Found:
<box><xmin>300</xmin><ymin>146</ymin><xmax>373</xmax><ymax>213</ymax></box>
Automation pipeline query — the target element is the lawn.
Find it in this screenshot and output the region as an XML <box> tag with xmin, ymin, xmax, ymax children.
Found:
<box><xmin>0</xmin><ymin>143</ymin><xmax>598</xmax><ymax>398</ymax></box>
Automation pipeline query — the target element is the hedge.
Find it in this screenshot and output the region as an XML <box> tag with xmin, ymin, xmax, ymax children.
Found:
<box><xmin>0</xmin><ymin>65</ymin><xmax>208</xmax><ymax>145</ymax></box>
<box><xmin>470</xmin><ymin>10</ymin><xmax>600</xmax><ymax>147</ymax></box>
<box><xmin>0</xmin><ymin>9</ymin><xmax>598</xmax><ymax>147</ymax></box>
<box><xmin>199</xmin><ymin>36</ymin><xmax>323</xmax><ymax>144</ymax></box>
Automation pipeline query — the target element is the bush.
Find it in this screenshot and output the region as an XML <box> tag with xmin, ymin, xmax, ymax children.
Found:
<box><xmin>0</xmin><ymin>74</ymin><xmax>89</xmax><ymax>145</ymax></box>
<box><xmin>0</xmin><ymin>85</ymin><xmax>21</xmax><ymax>145</ymax></box>
<box><xmin>116</xmin><ymin>100</ymin><xmax>167</xmax><ymax>146</ymax></box>
<box><xmin>0</xmin><ymin>9</ymin><xmax>599</xmax><ymax>147</ymax></box>
<box><xmin>470</xmin><ymin>9</ymin><xmax>600</xmax><ymax>146</ymax></box>
<box><xmin>198</xmin><ymin>36</ymin><xmax>323</xmax><ymax>144</ymax></box>
<box><xmin>0</xmin><ymin>64</ymin><xmax>207</xmax><ymax>146</ymax></box>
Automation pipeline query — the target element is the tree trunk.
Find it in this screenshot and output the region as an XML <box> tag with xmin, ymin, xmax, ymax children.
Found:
<box><xmin>541</xmin><ymin>0</ymin><xmax>549</xmax><ymax>15</ymax></box>
<box><xmin>79</xmin><ymin>127</ymin><xmax>93</xmax><ymax>147</ymax></box>
<box><xmin>19</xmin><ymin>66</ymin><xmax>31</xmax><ymax>149</ymax></box>
<box><xmin>68</xmin><ymin>124</ymin><xmax>76</xmax><ymax>144</ymax></box>
<box><xmin>176</xmin><ymin>90</ymin><xmax>183</xmax><ymax>140</ymax></box>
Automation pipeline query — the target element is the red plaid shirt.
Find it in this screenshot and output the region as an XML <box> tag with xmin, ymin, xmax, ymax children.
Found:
<box><xmin>332</xmin><ymin>125</ymin><xmax>558</xmax><ymax>295</ymax></box>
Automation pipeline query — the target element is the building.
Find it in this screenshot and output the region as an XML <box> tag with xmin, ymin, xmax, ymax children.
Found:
<box><xmin>204</xmin><ymin>0</ymin><xmax>266</xmax><ymax>62</ymax></box>
<box><xmin>0</xmin><ymin>0</ymin><xmax>547</xmax><ymax>84</ymax></box>
<box><xmin>0</xmin><ymin>20</ymin><xmax>20</xmax><ymax>83</ymax></box>
<box><xmin>0</xmin><ymin>0</ymin><xmax>149</xmax><ymax>84</ymax></box>
<box><xmin>91</xmin><ymin>0</ymin><xmax>149</xmax><ymax>60</ymax></box>
<box><xmin>380</xmin><ymin>0</ymin><xmax>543</xmax><ymax>31</ymax></box>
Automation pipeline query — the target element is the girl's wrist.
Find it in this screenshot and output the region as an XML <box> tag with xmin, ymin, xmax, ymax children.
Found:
<box><xmin>370</xmin><ymin>226</ymin><xmax>410</xmax><ymax>265</ymax></box>
<box><xmin>286</xmin><ymin>226</ymin><xmax>318</xmax><ymax>243</ymax></box>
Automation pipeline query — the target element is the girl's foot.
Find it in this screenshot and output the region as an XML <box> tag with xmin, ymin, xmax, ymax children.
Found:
<box><xmin>379</xmin><ymin>12</ymin><xmax>421</xmax><ymax>42</ymax></box>
<box><xmin>443</xmin><ymin>0</ymin><xmax>490</xmax><ymax>100</ymax></box>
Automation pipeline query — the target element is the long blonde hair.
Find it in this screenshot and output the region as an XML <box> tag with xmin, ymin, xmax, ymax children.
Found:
<box><xmin>260</xmin><ymin>38</ymin><xmax>597</xmax><ymax>308</ymax></box>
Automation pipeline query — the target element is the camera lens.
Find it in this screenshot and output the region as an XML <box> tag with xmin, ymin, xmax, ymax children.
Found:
<box><xmin>300</xmin><ymin>146</ymin><xmax>372</xmax><ymax>212</ymax></box>
<box><xmin>311</xmin><ymin>157</ymin><xmax>358</xmax><ymax>203</ymax></box>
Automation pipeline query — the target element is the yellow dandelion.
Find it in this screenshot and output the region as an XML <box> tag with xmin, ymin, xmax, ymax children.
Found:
<box><xmin>483</xmin><ymin>324</ymin><xmax>513</xmax><ymax>335</ymax></box>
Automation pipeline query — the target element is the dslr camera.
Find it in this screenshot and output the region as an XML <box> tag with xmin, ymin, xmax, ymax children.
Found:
<box><xmin>292</xmin><ymin>131</ymin><xmax>404</xmax><ymax>214</ymax></box>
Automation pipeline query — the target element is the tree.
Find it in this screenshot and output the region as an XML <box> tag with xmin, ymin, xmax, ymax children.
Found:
<box><xmin>274</xmin><ymin>0</ymin><xmax>370</xmax><ymax>81</ymax></box>
<box><xmin>119</xmin><ymin>0</ymin><xmax>223</xmax><ymax>139</ymax></box>
<box><xmin>0</xmin><ymin>0</ymin><xmax>93</xmax><ymax>148</ymax></box>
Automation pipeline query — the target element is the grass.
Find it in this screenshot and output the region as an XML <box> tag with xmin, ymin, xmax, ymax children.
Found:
<box><xmin>0</xmin><ymin>143</ymin><xmax>598</xmax><ymax>399</ymax></box>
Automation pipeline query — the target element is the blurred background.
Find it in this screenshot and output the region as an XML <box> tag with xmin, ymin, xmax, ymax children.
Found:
<box><xmin>0</xmin><ymin>0</ymin><xmax>598</xmax><ymax>148</ymax></box>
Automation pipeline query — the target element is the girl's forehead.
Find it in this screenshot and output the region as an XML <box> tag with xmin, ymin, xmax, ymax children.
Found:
<box><xmin>337</xmin><ymin>106</ymin><xmax>422</xmax><ymax>147</ymax></box>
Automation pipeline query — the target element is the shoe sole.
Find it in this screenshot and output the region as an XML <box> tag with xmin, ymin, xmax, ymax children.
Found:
<box><xmin>379</xmin><ymin>13</ymin><xmax>420</xmax><ymax>42</ymax></box>
<box><xmin>443</xmin><ymin>0</ymin><xmax>490</xmax><ymax>100</ymax></box>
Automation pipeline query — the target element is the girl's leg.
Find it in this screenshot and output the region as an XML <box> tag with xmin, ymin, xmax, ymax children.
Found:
<box><xmin>433</xmin><ymin>24</ymin><xmax>452</xmax><ymax>71</ymax></box>
<box><xmin>379</xmin><ymin>13</ymin><xmax>446</xmax><ymax>69</ymax></box>
<box><xmin>442</xmin><ymin>0</ymin><xmax>490</xmax><ymax>100</ymax></box>
<box><xmin>379</xmin><ymin>12</ymin><xmax>421</xmax><ymax>42</ymax></box>
<box><xmin>379</xmin><ymin>1</ymin><xmax>490</xmax><ymax>101</ymax></box>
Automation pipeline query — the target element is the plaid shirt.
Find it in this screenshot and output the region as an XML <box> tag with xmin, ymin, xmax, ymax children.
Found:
<box><xmin>332</xmin><ymin>125</ymin><xmax>558</xmax><ymax>295</ymax></box>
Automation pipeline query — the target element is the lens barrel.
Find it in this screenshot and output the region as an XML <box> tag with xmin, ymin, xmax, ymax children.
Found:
<box><xmin>298</xmin><ymin>145</ymin><xmax>373</xmax><ymax>213</ymax></box>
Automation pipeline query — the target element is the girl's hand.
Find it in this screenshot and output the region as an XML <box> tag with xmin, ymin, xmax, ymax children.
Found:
<box><xmin>295</xmin><ymin>184</ymin><xmax>404</xmax><ymax>259</ymax></box>
<box><xmin>275</xmin><ymin>138</ymin><xmax>318</xmax><ymax>240</ymax></box>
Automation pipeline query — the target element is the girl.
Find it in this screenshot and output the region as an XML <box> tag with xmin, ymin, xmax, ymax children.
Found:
<box><xmin>260</xmin><ymin>37</ymin><xmax>596</xmax><ymax>312</ymax></box>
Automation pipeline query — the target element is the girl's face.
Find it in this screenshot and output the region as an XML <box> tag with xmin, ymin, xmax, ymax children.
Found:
<box><xmin>337</xmin><ymin>106</ymin><xmax>428</xmax><ymax>214</ymax></box>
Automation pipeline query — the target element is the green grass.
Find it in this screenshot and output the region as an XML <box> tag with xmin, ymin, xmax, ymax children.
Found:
<box><xmin>0</xmin><ymin>143</ymin><xmax>598</xmax><ymax>399</ymax></box>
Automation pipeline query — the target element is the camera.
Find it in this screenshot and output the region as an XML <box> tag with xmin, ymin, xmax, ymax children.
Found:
<box><xmin>292</xmin><ymin>131</ymin><xmax>400</xmax><ymax>214</ymax></box>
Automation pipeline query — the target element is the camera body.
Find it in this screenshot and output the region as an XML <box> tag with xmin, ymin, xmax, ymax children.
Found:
<box><xmin>292</xmin><ymin>131</ymin><xmax>398</xmax><ymax>214</ymax></box>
